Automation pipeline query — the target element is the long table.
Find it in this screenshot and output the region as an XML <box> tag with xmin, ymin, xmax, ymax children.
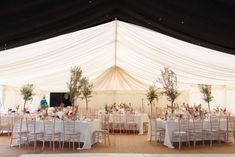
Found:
<box><xmin>147</xmin><ymin>118</ymin><xmax>228</xmax><ymax>148</ymax></box>
<box><xmin>11</xmin><ymin>119</ymin><xmax>101</xmax><ymax>149</ymax></box>
<box><xmin>106</xmin><ymin>113</ymin><xmax>148</xmax><ymax>135</ymax></box>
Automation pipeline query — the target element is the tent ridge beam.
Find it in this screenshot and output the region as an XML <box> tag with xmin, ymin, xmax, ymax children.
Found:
<box><xmin>114</xmin><ymin>18</ymin><xmax>118</xmax><ymax>67</ymax></box>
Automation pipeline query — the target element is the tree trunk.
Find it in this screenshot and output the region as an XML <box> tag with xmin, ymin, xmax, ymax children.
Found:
<box><xmin>208</xmin><ymin>102</ymin><xmax>210</xmax><ymax>113</ymax></box>
<box><xmin>85</xmin><ymin>97</ymin><xmax>88</xmax><ymax>112</ymax></box>
<box><xmin>23</xmin><ymin>100</ymin><xmax>26</xmax><ymax>114</ymax></box>
<box><xmin>142</xmin><ymin>98</ymin><xmax>145</xmax><ymax>113</ymax></box>
<box><xmin>72</xmin><ymin>98</ymin><xmax>76</xmax><ymax>120</ymax></box>
<box><xmin>72</xmin><ymin>99</ymin><xmax>74</xmax><ymax>114</ymax></box>
<box><xmin>150</xmin><ymin>102</ymin><xmax>153</xmax><ymax>115</ymax></box>
<box><xmin>171</xmin><ymin>101</ymin><xmax>174</xmax><ymax>114</ymax></box>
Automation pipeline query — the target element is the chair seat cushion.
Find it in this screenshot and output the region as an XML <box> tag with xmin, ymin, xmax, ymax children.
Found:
<box><xmin>173</xmin><ymin>131</ymin><xmax>187</xmax><ymax>135</ymax></box>
<box><xmin>189</xmin><ymin>130</ymin><xmax>203</xmax><ymax>133</ymax></box>
<box><xmin>64</xmin><ymin>132</ymin><xmax>80</xmax><ymax>136</ymax></box>
<box><xmin>15</xmin><ymin>131</ymin><xmax>28</xmax><ymax>134</ymax></box>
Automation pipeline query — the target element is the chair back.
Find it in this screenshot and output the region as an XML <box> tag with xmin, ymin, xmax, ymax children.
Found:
<box><xmin>101</xmin><ymin>114</ymin><xmax>110</xmax><ymax>130</ymax></box>
<box><xmin>63</xmin><ymin>120</ymin><xmax>76</xmax><ymax>134</ymax></box>
<box><xmin>228</xmin><ymin>116</ymin><xmax>235</xmax><ymax>132</ymax></box>
<box><xmin>126</xmin><ymin>113</ymin><xmax>135</xmax><ymax>123</ymax></box>
<box><xmin>209</xmin><ymin>116</ymin><xmax>220</xmax><ymax>131</ymax></box>
<box><xmin>192</xmin><ymin>118</ymin><xmax>203</xmax><ymax>131</ymax></box>
<box><xmin>148</xmin><ymin>115</ymin><xmax>157</xmax><ymax>133</ymax></box>
<box><xmin>26</xmin><ymin>117</ymin><xmax>36</xmax><ymax>134</ymax></box>
<box><xmin>43</xmin><ymin>118</ymin><xmax>56</xmax><ymax>134</ymax></box>
<box><xmin>113</xmin><ymin>113</ymin><xmax>121</xmax><ymax>123</ymax></box>
<box><xmin>0</xmin><ymin>115</ymin><xmax>11</xmax><ymax>128</ymax></box>
<box><xmin>88</xmin><ymin>113</ymin><xmax>97</xmax><ymax>120</ymax></box>
<box><xmin>12</xmin><ymin>115</ymin><xmax>26</xmax><ymax>133</ymax></box>
<box><xmin>178</xmin><ymin>118</ymin><xmax>189</xmax><ymax>132</ymax></box>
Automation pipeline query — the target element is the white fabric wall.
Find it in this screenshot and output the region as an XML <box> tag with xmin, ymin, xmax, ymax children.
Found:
<box><xmin>1</xmin><ymin>85</ymin><xmax>49</xmax><ymax>113</ymax></box>
<box><xmin>76</xmin><ymin>91</ymin><xmax>146</xmax><ymax>110</ymax></box>
<box><xmin>1</xmin><ymin>84</ymin><xmax>235</xmax><ymax>115</ymax></box>
<box><xmin>157</xmin><ymin>91</ymin><xmax>189</xmax><ymax>107</ymax></box>
<box><xmin>76</xmin><ymin>86</ymin><xmax>235</xmax><ymax>114</ymax></box>
<box><xmin>0</xmin><ymin>85</ymin><xmax>3</xmax><ymax>112</ymax></box>
<box><xmin>225</xmin><ymin>87</ymin><xmax>235</xmax><ymax>114</ymax></box>
<box><xmin>188</xmin><ymin>85</ymin><xmax>235</xmax><ymax>114</ymax></box>
<box><xmin>76</xmin><ymin>90</ymin><xmax>189</xmax><ymax>113</ymax></box>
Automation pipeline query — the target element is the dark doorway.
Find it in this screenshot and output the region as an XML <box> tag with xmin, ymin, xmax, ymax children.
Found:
<box><xmin>50</xmin><ymin>93</ymin><xmax>71</xmax><ymax>107</ymax></box>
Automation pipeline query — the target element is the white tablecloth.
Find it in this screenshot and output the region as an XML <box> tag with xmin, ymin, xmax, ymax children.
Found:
<box><xmin>147</xmin><ymin>118</ymin><xmax>228</xmax><ymax>148</ymax></box>
<box><xmin>136</xmin><ymin>113</ymin><xmax>148</xmax><ymax>135</ymax></box>
<box><xmin>11</xmin><ymin>119</ymin><xmax>101</xmax><ymax>149</ymax></box>
<box><xmin>0</xmin><ymin>115</ymin><xmax>13</xmax><ymax>131</ymax></box>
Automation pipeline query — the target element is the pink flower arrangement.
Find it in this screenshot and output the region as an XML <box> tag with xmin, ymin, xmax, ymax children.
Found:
<box><xmin>220</xmin><ymin>107</ymin><xmax>226</xmax><ymax>113</ymax></box>
<box><xmin>66</xmin><ymin>111</ymin><xmax>73</xmax><ymax>118</ymax></box>
<box><xmin>214</xmin><ymin>106</ymin><xmax>228</xmax><ymax>115</ymax></box>
<box><xmin>219</xmin><ymin>107</ymin><xmax>227</xmax><ymax>115</ymax></box>
<box><xmin>8</xmin><ymin>108</ymin><xmax>16</xmax><ymax>114</ymax></box>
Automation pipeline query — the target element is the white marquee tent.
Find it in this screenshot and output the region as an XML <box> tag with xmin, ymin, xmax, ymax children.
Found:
<box><xmin>1</xmin><ymin>20</ymin><xmax>235</xmax><ymax>113</ymax></box>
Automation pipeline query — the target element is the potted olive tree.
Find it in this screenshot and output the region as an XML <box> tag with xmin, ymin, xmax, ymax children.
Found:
<box><xmin>146</xmin><ymin>85</ymin><xmax>159</xmax><ymax>115</ymax></box>
<box><xmin>20</xmin><ymin>84</ymin><xmax>35</xmax><ymax>114</ymax></box>
<box><xmin>198</xmin><ymin>84</ymin><xmax>213</xmax><ymax>113</ymax></box>
<box><xmin>80</xmin><ymin>77</ymin><xmax>93</xmax><ymax>112</ymax></box>
<box><xmin>65</xmin><ymin>66</ymin><xmax>83</xmax><ymax>119</ymax></box>
<box><xmin>158</xmin><ymin>67</ymin><xmax>179</xmax><ymax>114</ymax></box>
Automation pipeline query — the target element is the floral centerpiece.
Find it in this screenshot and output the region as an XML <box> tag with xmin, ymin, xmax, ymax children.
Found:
<box><xmin>8</xmin><ymin>108</ymin><xmax>16</xmax><ymax>114</ymax></box>
<box><xmin>104</xmin><ymin>103</ymin><xmax>134</xmax><ymax>114</ymax></box>
<box><xmin>65</xmin><ymin>110</ymin><xmax>73</xmax><ymax>119</ymax></box>
<box><xmin>213</xmin><ymin>106</ymin><xmax>229</xmax><ymax>115</ymax></box>
<box><xmin>172</xmin><ymin>103</ymin><xmax>210</xmax><ymax>120</ymax></box>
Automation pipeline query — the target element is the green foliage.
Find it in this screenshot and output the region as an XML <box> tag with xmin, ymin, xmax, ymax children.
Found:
<box><xmin>80</xmin><ymin>77</ymin><xmax>93</xmax><ymax>100</ymax></box>
<box><xmin>158</xmin><ymin>67</ymin><xmax>179</xmax><ymax>113</ymax></box>
<box><xmin>20</xmin><ymin>84</ymin><xmax>35</xmax><ymax>102</ymax></box>
<box><xmin>65</xmin><ymin>66</ymin><xmax>83</xmax><ymax>105</ymax></box>
<box><xmin>146</xmin><ymin>85</ymin><xmax>158</xmax><ymax>105</ymax></box>
<box><xmin>65</xmin><ymin>66</ymin><xmax>93</xmax><ymax>113</ymax></box>
<box><xmin>80</xmin><ymin>77</ymin><xmax>93</xmax><ymax>111</ymax></box>
<box><xmin>146</xmin><ymin>85</ymin><xmax>159</xmax><ymax>115</ymax></box>
<box><xmin>198</xmin><ymin>84</ymin><xmax>213</xmax><ymax>112</ymax></box>
<box><xmin>20</xmin><ymin>83</ymin><xmax>35</xmax><ymax>113</ymax></box>
<box><xmin>65</xmin><ymin>66</ymin><xmax>83</xmax><ymax>119</ymax></box>
<box><xmin>198</xmin><ymin>84</ymin><xmax>213</xmax><ymax>103</ymax></box>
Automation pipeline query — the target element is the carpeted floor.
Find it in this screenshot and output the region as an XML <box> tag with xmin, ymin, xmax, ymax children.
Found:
<box><xmin>1</xmin><ymin>134</ymin><xmax>235</xmax><ymax>157</ymax></box>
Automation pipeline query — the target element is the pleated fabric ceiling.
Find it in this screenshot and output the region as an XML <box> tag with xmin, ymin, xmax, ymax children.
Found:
<box><xmin>93</xmin><ymin>66</ymin><xmax>147</xmax><ymax>91</ymax></box>
<box><xmin>1</xmin><ymin>0</ymin><xmax>235</xmax><ymax>54</ymax></box>
<box><xmin>1</xmin><ymin>20</ymin><xmax>235</xmax><ymax>92</ymax></box>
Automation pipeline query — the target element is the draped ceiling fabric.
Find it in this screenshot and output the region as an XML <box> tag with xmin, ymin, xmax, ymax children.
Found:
<box><xmin>0</xmin><ymin>0</ymin><xmax>235</xmax><ymax>54</ymax></box>
<box><xmin>93</xmin><ymin>66</ymin><xmax>147</xmax><ymax>91</ymax></box>
<box><xmin>1</xmin><ymin>20</ymin><xmax>235</xmax><ymax>92</ymax></box>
